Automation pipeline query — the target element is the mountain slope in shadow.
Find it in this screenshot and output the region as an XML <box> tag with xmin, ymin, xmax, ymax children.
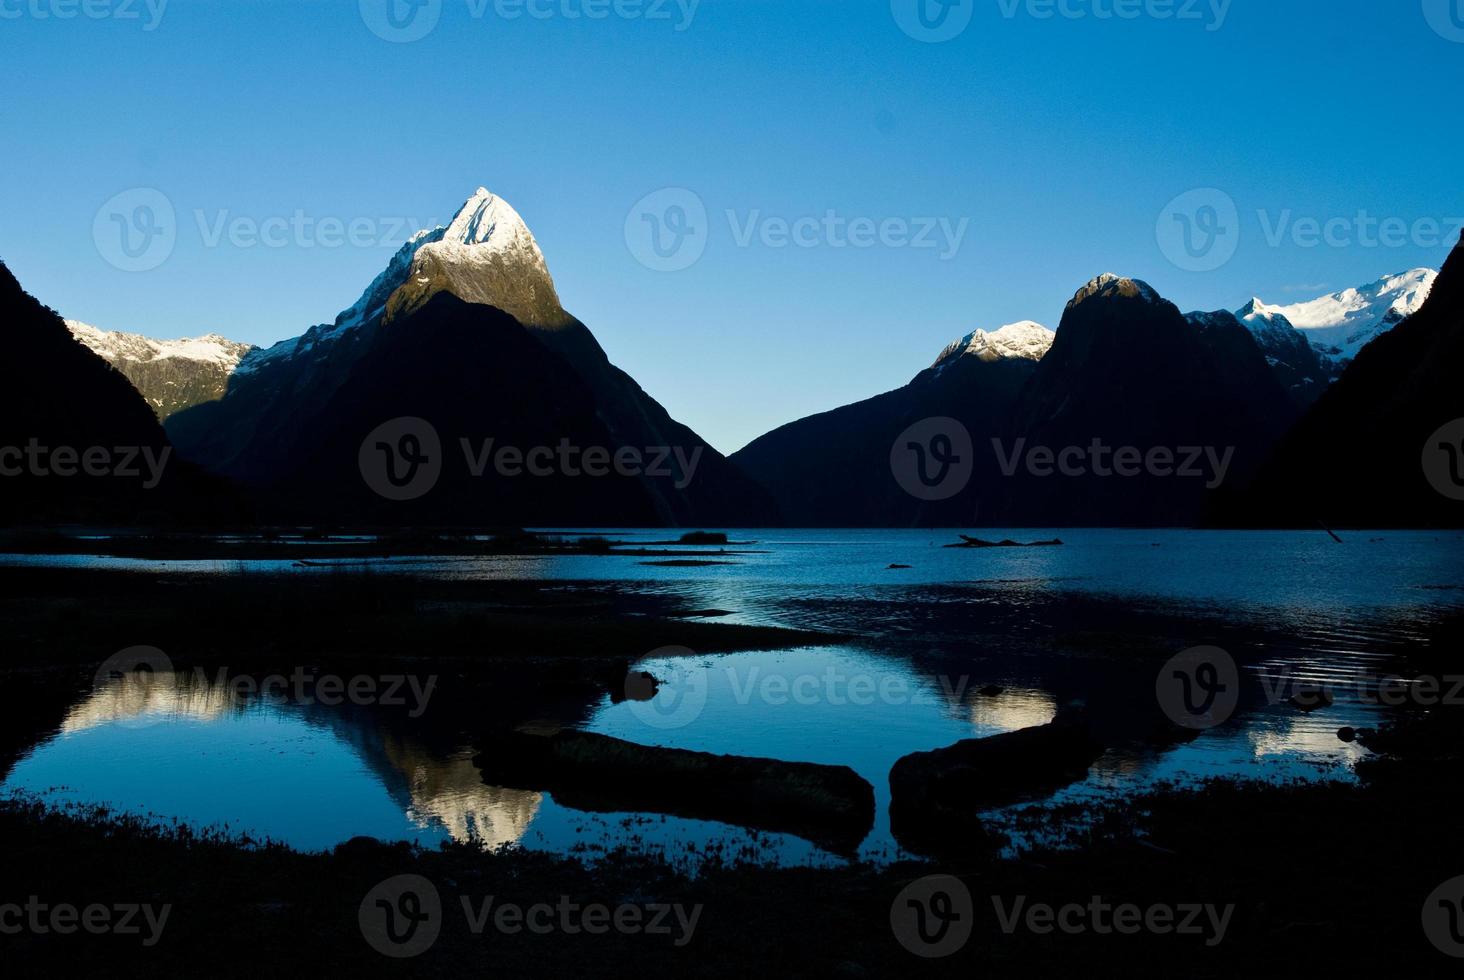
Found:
<box><xmin>1232</xmin><ymin>232</ymin><xmax>1464</xmax><ymax>528</ymax></box>
<box><xmin>168</xmin><ymin>189</ymin><xmax>775</xmax><ymax>527</ymax></box>
<box><xmin>0</xmin><ymin>261</ymin><xmax>230</xmax><ymax>524</ymax></box>
<box><xmin>731</xmin><ymin>344</ymin><xmax>1042</xmax><ymax>527</ymax></box>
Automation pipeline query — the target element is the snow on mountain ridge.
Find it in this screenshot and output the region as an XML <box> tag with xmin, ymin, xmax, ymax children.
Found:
<box><xmin>66</xmin><ymin>320</ymin><xmax>254</xmax><ymax>369</ymax></box>
<box><xmin>239</xmin><ymin>187</ymin><xmax>563</xmax><ymax>375</ymax></box>
<box><xmin>1248</xmin><ymin>268</ymin><xmax>1436</xmax><ymax>362</ymax></box>
<box><xmin>332</xmin><ymin>188</ymin><xmax>550</xmax><ymax>332</ymax></box>
<box><xmin>933</xmin><ymin>320</ymin><xmax>1054</xmax><ymax>368</ymax></box>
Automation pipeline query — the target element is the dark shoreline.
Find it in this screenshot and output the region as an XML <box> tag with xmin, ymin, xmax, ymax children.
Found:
<box><xmin>3</xmin><ymin>753</ymin><xmax>1458</xmax><ymax>976</ymax></box>
<box><xmin>3</xmin><ymin>564</ymin><xmax>1462</xmax><ymax>974</ymax></box>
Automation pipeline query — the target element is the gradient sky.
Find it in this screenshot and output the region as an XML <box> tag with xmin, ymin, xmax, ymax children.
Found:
<box><xmin>2</xmin><ymin>0</ymin><xmax>1461</xmax><ymax>452</ymax></box>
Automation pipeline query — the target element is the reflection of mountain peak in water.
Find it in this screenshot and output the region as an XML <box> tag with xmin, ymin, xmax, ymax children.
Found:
<box><xmin>58</xmin><ymin>676</ymin><xmax>541</xmax><ymax>849</ymax></box>
<box><xmin>383</xmin><ymin>739</ymin><xmax>542</xmax><ymax>848</ymax></box>
<box><xmin>60</xmin><ymin>674</ymin><xmax>237</xmax><ymax>732</ymax></box>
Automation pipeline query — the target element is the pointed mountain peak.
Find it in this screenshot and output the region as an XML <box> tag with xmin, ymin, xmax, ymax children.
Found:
<box><xmin>330</xmin><ymin>187</ymin><xmax>567</xmax><ymax>334</ymax></box>
<box><xmin>933</xmin><ymin>320</ymin><xmax>1053</xmax><ymax>368</ymax></box>
<box><xmin>441</xmin><ymin>187</ymin><xmax>539</xmax><ymax>254</ymax></box>
<box><xmin>385</xmin><ymin>187</ymin><xmax>567</xmax><ymax>329</ymax></box>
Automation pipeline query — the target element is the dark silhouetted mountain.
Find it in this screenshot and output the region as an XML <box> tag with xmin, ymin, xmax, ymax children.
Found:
<box><xmin>0</xmin><ymin>261</ymin><xmax>232</xmax><ymax>524</ymax></box>
<box><xmin>991</xmin><ymin>275</ymin><xmax>1295</xmax><ymax>526</ymax></box>
<box><xmin>167</xmin><ymin>189</ymin><xmax>774</xmax><ymax>526</ymax></box>
<box><xmin>730</xmin><ymin>322</ymin><xmax>1051</xmax><ymax>527</ymax></box>
<box><xmin>1233</xmin><ymin>233</ymin><xmax>1464</xmax><ymax>528</ymax></box>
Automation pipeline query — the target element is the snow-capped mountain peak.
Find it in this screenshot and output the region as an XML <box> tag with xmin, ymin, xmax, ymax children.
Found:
<box><xmin>1247</xmin><ymin>268</ymin><xmax>1436</xmax><ymax>362</ymax></box>
<box><xmin>1234</xmin><ymin>298</ymin><xmax>1299</xmax><ymax>340</ymax></box>
<box><xmin>382</xmin><ymin>186</ymin><xmax>567</xmax><ymax>329</ymax></box>
<box><xmin>933</xmin><ymin>320</ymin><xmax>1054</xmax><ymax>368</ymax></box>
<box><xmin>332</xmin><ymin>187</ymin><xmax>556</xmax><ymax>333</ymax></box>
<box><xmin>441</xmin><ymin>187</ymin><xmax>538</xmax><ymax>251</ymax></box>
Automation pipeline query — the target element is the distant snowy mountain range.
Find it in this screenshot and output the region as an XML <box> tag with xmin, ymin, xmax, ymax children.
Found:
<box><xmin>65</xmin><ymin>196</ymin><xmax>1437</xmax><ymax>427</ymax></box>
<box><xmin>65</xmin><ymin>321</ymin><xmax>254</xmax><ymax>419</ymax></box>
<box><xmin>921</xmin><ymin>268</ymin><xmax>1436</xmax><ymax>409</ymax></box>
<box><xmin>1244</xmin><ymin>268</ymin><xmax>1436</xmax><ymax>363</ymax></box>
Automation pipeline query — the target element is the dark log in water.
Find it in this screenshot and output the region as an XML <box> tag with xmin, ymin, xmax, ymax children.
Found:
<box><xmin>945</xmin><ymin>535</ymin><xmax>1065</xmax><ymax>549</ymax></box>
<box><xmin>473</xmin><ymin>730</ymin><xmax>875</xmax><ymax>855</ymax></box>
<box><xmin>888</xmin><ymin>713</ymin><xmax>1101</xmax><ymax>857</ymax></box>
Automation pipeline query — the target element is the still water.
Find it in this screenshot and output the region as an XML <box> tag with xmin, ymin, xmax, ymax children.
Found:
<box><xmin>5</xmin><ymin>529</ymin><xmax>1463</xmax><ymax>864</ymax></box>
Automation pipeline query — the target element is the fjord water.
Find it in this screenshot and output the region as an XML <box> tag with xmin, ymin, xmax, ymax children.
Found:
<box><xmin>4</xmin><ymin>529</ymin><xmax>1462</xmax><ymax>864</ymax></box>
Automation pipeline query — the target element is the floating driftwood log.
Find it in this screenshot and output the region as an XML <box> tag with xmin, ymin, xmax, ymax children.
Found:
<box><xmin>474</xmin><ymin>730</ymin><xmax>875</xmax><ymax>855</ymax></box>
<box><xmin>888</xmin><ymin>712</ymin><xmax>1101</xmax><ymax>857</ymax></box>
<box><xmin>944</xmin><ymin>535</ymin><xmax>1064</xmax><ymax>549</ymax></box>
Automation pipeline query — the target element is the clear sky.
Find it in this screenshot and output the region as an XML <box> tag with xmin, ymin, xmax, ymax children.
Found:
<box><xmin>2</xmin><ymin>0</ymin><xmax>1461</xmax><ymax>452</ymax></box>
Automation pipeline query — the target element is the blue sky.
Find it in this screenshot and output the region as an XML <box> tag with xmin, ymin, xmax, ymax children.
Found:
<box><xmin>2</xmin><ymin>0</ymin><xmax>1461</xmax><ymax>452</ymax></box>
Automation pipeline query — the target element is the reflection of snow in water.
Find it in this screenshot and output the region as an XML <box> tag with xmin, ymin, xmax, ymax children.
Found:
<box><xmin>386</xmin><ymin>743</ymin><xmax>541</xmax><ymax>848</ymax></box>
<box><xmin>61</xmin><ymin>673</ymin><xmax>236</xmax><ymax>732</ymax></box>
<box><xmin>37</xmin><ymin>674</ymin><xmax>543</xmax><ymax>851</ymax></box>
<box><xmin>968</xmin><ymin>689</ymin><xmax>1056</xmax><ymax>734</ymax></box>
<box><xmin>1248</xmin><ymin>715</ymin><xmax>1366</xmax><ymax>765</ymax></box>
